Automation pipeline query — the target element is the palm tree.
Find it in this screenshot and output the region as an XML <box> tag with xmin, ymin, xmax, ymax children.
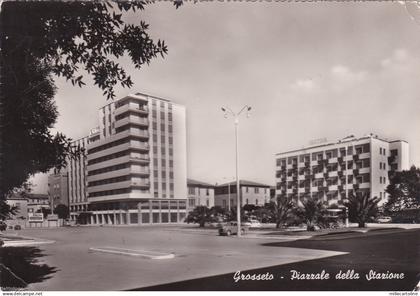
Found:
<box><xmin>348</xmin><ymin>191</ymin><xmax>380</xmax><ymax>228</ymax></box>
<box><xmin>268</xmin><ymin>196</ymin><xmax>295</xmax><ymax>228</ymax></box>
<box><xmin>296</xmin><ymin>198</ymin><xmax>325</xmax><ymax>231</ymax></box>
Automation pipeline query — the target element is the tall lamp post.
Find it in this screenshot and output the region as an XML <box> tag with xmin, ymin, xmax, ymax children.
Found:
<box><xmin>221</xmin><ymin>105</ymin><xmax>252</xmax><ymax>237</ymax></box>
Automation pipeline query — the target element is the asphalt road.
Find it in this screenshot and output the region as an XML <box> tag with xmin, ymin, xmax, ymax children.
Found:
<box><xmin>136</xmin><ymin>228</ymin><xmax>420</xmax><ymax>291</ymax></box>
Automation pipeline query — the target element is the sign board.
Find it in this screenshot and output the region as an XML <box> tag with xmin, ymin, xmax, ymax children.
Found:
<box><xmin>309</xmin><ymin>137</ymin><xmax>328</xmax><ymax>146</ymax></box>
<box><xmin>28</xmin><ymin>214</ymin><xmax>44</xmax><ymax>223</ymax></box>
<box><xmin>47</xmin><ymin>214</ymin><xmax>59</xmax><ymax>221</ymax></box>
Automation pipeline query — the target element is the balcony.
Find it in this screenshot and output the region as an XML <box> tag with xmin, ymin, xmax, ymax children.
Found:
<box><xmin>328</xmin><ymin>158</ymin><xmax>338</xmax><ymax>164</ymax></box>
<box><xmin>114</xmin><ymin>115</ymin><xmax>149</xmax><ymax>129</ymax></box>
<box><xmin>87</xmin><ymin>179</ymin><xmax>150</xmax><ymax>193</ymax></box>
<box><xmin>114</xmin><ymin>102</ymin><xmax>148</xmax><ymax>117</ymax></box>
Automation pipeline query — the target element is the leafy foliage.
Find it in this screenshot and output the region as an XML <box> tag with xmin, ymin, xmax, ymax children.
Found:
<box><xmin>385</xmin><ymin>166</ymin><xmax>420</xmax><ymax>212</ymax></box>
<box><xmin>266</xmin><ymin>196</ymin><xmax>295</xmax><ymax>228</ymax></box>
<box><xmin>348</xmin><ymin>191</ymin><xmax>380</xmax><ymax>228</ymax></box>
<box><xmin>0</xmin><ymin>1</ymin><xmax>176</xmax><ymax>200</ymax></box>
<box><xmin>54</xmin><ymin>204</ymin><xmax>69</xmax><ymax>219</ymax></box>
<box><xmin>186</xmin><ymin>206</ymin><xmax>225</xmax><ymax>227</ymax></box>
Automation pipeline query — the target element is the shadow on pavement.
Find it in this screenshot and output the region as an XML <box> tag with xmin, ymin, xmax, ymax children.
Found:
<box><xmin>0</xmin><ymin>247</ymin><xmax>57</xmax><ymax>289</ymax></box>
<box><xmin>132</xmin><ymin>229</ymin><xmax>420</xmax><ymax>291</ymax></box>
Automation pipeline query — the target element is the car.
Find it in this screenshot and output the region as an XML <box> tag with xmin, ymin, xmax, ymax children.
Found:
<box><xmin>218</xmin><ymin>221</ymin><xmax>249</xmax><ymax>236</ymax></box>
<box><xmin>377</xmin><ymin>216</ymin><xmax>392</xmax><ymax>223</ymax></box>
<box><xmin>14</xmin><ymin>225</ymin><xmax>22</xmax><ymax>230</ymax></box>
<box><xmin>0</xmin><ymin>221</ymin><xmax>6</xmax><ymax>232</ymax></box>
<box><xmin>247</xmin><ymin>219</ymin><xmax>262</xmax><ymax>228</ymax></box>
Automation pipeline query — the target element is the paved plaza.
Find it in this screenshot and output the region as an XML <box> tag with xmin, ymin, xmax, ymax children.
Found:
<box><xmin>3</xmin><ymin>225</ymin><xmax>346</xmax><ymax>290</ymax></box>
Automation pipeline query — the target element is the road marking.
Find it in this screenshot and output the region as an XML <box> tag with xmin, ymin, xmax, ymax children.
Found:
<box><xmin>89</xmin><ymin>247</ymin><xmax>175</xmax><ymax>259</ymax></box>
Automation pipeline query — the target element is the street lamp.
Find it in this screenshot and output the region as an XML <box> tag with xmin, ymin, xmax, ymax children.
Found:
<box><xmin>343</xmin><ymin>198</ymin><xmax>349</xmax><ymax>228</ymax></box>
<box><xmin>222</xmin><ymin>176</ymin><xmax>235</xmax><ymax>212</ymax></box>
<box><xmin>221</xmin><ymin>105</ymin><xmax>252</xmax><ymax>237</ymax></box>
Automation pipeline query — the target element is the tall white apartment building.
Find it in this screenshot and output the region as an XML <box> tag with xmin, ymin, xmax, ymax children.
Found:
<box><xmin>68</xmin><ymin>92</ymin><xmax>188</xmax><ymax>224</ymax></box>
<box><xmin>275</xmin><ymin>134</ymin><xmax>409</xmax><ymax>207</ymax></box>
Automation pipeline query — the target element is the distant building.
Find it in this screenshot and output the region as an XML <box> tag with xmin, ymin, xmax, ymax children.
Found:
<box><xmin>187</xmin><ymin>179</ymin><xmax>215</xmax><ymax>211</ymax></box>
<box><xmin>26</xmin><ymin>193</ymin><xmax>50</xmax><ymax>216</ymax></box>
<box><xmin>5</xmin><ymin>195</ymin><xmax>28</xmax><ymax>220</ymax></box>
<box><xmin>48</xmin><ymin>169</ymin><xmax>69</xmax><ymax>208</ymax></box>
<box><xmin>275</xmin><ymin>134</ymin><xmax>410</xmax><ymax>207</ymax></box>
<box><xmin>67</xmin><ymin>136</ymin><xmax>90</xmax><ymax>221</ymax></box>
<box><xmin>214</xmin><ymin>180</ymin><xmax>272</xmax><ymax>209</ymax></box>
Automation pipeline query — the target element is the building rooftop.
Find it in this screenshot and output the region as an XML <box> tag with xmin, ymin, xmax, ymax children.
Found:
<box><xmin>217</xmin><ymin>180</ymin><xmax>272</xmax><ymax>188</ymax></box>
<box><xmin>27</xmin><ymin>194</ymin><xmax>49</xmax><ymax>200</ymax></box>
<box><xmin>276</xmin><ymin>134</ymin><xmax>407</xmax><ymax>156</ymax></box>
<box><xmin>187</xmin><ymin>179</ymin><xmax>215</xmax><ymax>188</ymax></box>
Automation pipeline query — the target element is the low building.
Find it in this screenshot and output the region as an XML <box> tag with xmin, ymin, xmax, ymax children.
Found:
<box><xmin>214</xmin><ymin>180</ymin><xmax>272</xmax><ymax>210</ymax></box>
<box><xmin>26</xmin><ymin>193</ymin><xmax>50</xmax><ymax>216</ymax></box>
<box><xmin>5</xmin><ymin>195</ymin><xmax>28</xmax><ymax>220</ymax></box>
<box><xmin>187</xmin><ymin>179</ymin><xmax>215</xmax><ymax>211</ymax></box>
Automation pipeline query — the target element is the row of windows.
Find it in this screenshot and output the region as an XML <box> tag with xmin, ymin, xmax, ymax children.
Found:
<box><xmin>188</xmin><ymin>198</ymin><xmax>210</xmax><ymax>207</ymax></box>
<box><xmin>89</xmin><ymin>188</ymin><xmax>132</xmax><ymax>198</ymax></box>
<box><xmin>152</xmin><ymin>134</ymin><xmax>174</xmax><ymax>144</ymax></box>
<box><xmin>88</xmin><ymin>175</ymin><xmax>149</xmax><ymax>187</ymax></box>
<box><xmin>278</xmin><ymin>160</ymin><xmax>371</xmax><ymax>177</ymax></box>
<box><xmin>115</xmin><ymin>110</ymin><xmax>148</xmax><ymax>121</ymax></box>
<box><xmin>279</xmin><ymin>173</ymin><xmax>371</xmax><ymax>189</ymax></box>
<box><xmin>88</xmin><ymin>163</ymin><xmax>130</xmax><ymax>176</ymax></box>
<box><xmin>188</xmin><ymin>187</ymin><xmax>211</xmax><ymax>195</ymax></box>
<box><xmin>277</xmin><ymin>144</ymin><xmax>371</xmax><ymax>166</ymax></box>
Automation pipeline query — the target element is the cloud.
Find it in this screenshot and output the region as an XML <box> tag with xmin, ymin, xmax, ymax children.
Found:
<box><xmin>381</xmin><ymin>48</ymin><xmax>409</xmax><ymax>68</ymax></box>
<box><xmin>330</xmin><ymin>64</ymin><xmax>367</xmax><ymax>84</ymax></box>
<box><xmin>290</xmin><ymin>78</ymin><xmax>317</xmax><ymax>92</ymax></box>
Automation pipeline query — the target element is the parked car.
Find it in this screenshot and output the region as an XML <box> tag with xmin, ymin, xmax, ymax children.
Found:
<box><xmin>14</xmin><ymin>225</ymin><xmax>22</xmax><ymax>230</ymax></box>
<box><xmin>377</xmin><ymin>216</ymin><xmax>392</xmax><ymax>223</ymax></box>
<box><xmin>0</xmin><ymin>221</ymin><xmax>6</xmax><ymax>232</ymax></box>
<box><xmin>218</xmin><ymin>221</ymin><xmax>249</xmax><ymax>236</ymax></box>
<box><xmin>243</xmin><ymin>219</ymin><xmax>262</xmax><ymax>228</ymax></box>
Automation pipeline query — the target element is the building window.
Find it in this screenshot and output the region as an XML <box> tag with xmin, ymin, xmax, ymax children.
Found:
<box><xmin>161</xmin><ymin>123</ymin><xmax>165</xmax><ymax>131</ymax></box>
<box><xmin>246</xmin><ymin>187</ymin><xmax>249</xmax><ymax>193</ymax></box>
<box><xmin>188</xmin><ymin>187</ymin><xmax>195</xmax><ymax>195</ymax></box>
<box><xmin>246</xmin><ymin>199</ymin><xmax>249</xmax><ymax>204</ymax></box>
<box><xmin>254</xmin><ymin>187</ymin><xmax>259</xmax><ymax>193</ymax></box>
<box><xmin>206</xmin><ymin>199</ymin><xmax>209</xmax><ymax>207</ymax></box>
<box><xmin>154</xmin><ymin>170</ymin><xmax>158</xmax><ymax>178</ymax></box>
<box><xmin>222</xmin><ymin>200</ymin><xmax>226</xmax><ymax>208</ymax></box>
<box><xmin>255</xmin><ymin>199</ymin><xmax>259</xmax><ymax>205</ymax></box>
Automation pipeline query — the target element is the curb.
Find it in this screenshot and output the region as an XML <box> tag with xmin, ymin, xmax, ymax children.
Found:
<box><xmin>3</xmin><ymin>240</ymin><xmax>55</xmax><ymax>247</ymax></box>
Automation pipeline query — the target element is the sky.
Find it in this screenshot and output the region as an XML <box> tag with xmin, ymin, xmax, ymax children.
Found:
<box><xmin>30</xmin><ymin>1</ymin><xmax>420</xmax><ymax>193</ymax></box>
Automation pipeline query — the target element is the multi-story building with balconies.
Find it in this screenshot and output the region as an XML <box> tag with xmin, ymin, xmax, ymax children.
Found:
<box><xmin>67</xmin><ymin>92</ymin><xmax>187</xmax><ymax>224</ymax></box>
<box><xmin>275</xmin><ymin>134</ymin><xmax>409</xmax><ymax>207</ymax></box>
